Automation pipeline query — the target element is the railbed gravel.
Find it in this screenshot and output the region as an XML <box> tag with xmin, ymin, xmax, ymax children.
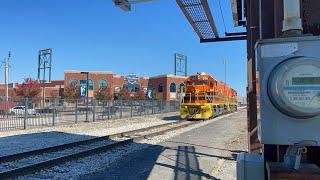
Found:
<box><xmin>17</xmin><ymin>110</ymin><xmax>245</xmax><ymax>180</ymax></box>
<box><xmin>0</xmin><ymin>112</ymin><xmax>178</xmax><ymax>156</ymax></box>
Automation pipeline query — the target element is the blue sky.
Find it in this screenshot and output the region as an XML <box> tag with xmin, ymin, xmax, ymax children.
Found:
<box><xmin>0</xmin><ymin>0</ymin><xmax>247</xmax><ymax>96</ymax></box>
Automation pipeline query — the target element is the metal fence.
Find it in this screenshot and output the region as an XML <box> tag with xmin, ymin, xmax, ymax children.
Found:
<box><xmin>0</xmin><ymin>99</ymin><xmax>181</xmax><ymax>132</ymax></box>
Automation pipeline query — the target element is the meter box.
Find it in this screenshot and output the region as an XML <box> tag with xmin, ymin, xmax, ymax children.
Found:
<box><xmin>257</xmin><ymin>36</ymin><xmax>320</xmax><ymax>145</ymax></box>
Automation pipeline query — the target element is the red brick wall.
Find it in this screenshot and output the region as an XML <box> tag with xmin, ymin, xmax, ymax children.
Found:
<box><xmin>148</xmin><ymin>75</ymin><xmax>187</xmax><ymax>101</ymax></box>
<box><xmin>65</xmin><ymin>71</ymin><xmax>114</xmax><ymax>97</ymax></box>
<box><xmin>64</xmin><ymin>71</ymin><xmax>187</xmax><ymax>101</ymax></box>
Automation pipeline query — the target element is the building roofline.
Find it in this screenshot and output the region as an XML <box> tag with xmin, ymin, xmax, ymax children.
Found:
<box><xmin>149</xmin><ymin>74</ymin><xmax>187</xmax><ymax>79</ymax></box>
<box><xmin>64</xmin><ymin>70</ymin><xmax>114</xmax><ymax>74</ymax></box>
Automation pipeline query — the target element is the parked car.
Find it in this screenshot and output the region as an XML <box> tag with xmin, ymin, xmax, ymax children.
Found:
<box><xmin>9</xmin><ymin>106</ymin><xmax>37</xmax><ymax>115</ymax></box>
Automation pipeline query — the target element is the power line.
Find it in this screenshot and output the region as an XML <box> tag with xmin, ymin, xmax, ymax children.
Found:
<box><xmin>218</xmin><ymin>0</ymin><xmax>227</xmax><ymax>33</ymax></box>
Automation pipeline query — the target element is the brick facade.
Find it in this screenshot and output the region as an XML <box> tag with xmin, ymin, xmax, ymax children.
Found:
<box><xmin>64</xmin><ymin>71</ymin><xmax>187</xmax><ymax>101</ymax></box>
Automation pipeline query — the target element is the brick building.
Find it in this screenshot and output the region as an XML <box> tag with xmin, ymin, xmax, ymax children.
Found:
<box><xmin>64</xmin><ymin>70</ymin><xmax>187</xmax><ymax>101</ymax></box>
<box><xmin>0</xmin><ymin>81</ymin><xmax>64</xmax><ymax>100</ymax></box>
<box><xmin>42</xmin><ymin>80</ymin><xmax>65</xmax><ymax>99</ymax></box>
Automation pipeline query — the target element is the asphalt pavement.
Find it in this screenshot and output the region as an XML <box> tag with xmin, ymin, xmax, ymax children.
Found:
<box><xmin>82</xmin><ymin>109</ymin><xmax>248</xmax><ymax>180</ymax></box>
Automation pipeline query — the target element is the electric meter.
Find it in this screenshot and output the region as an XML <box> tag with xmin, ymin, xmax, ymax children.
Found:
<box><xmin>268</xmin><ymin>57</ymin><xmax>320</xmax><ymax>118</ymax></box>
<box><xmin>256</xmin><ymin>36</ymin><xmax>320</xmax><ymax>145</ymax></box>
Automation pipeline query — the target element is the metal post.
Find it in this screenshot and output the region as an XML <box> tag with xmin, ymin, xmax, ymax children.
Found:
<box><xmin>130</xmin><ymin>100</ymin><xmax>133</xmax><ymax>117</ymax></box>
<box><xmin>42</xmin><ymin>62</ymin><xmax>46</xmax><ymax>108</ymax></box>
<box><xmin>52</xmin><ymin>100</ymin><xmax>56</xmax><ymax>126</ymax></box>
<box><xmin>140</xmin><ymin>100</ymin><xmax>142</xmax><ymax>116</ymax></box>
<box><xmin>85</xmin><ymin>73</ymin><xmax>89</xmax><ymax>122</ymax></box>
<box><xmin>120</xmin><ymin>100</ymin><xmax>123</xmax><ymax>119</ymax></box>
<box><xmin>24</xmin><ymin>98</ymin><xmax>28</xmax><ymax>129</ymax></box>
<box><xmin>80</xmin><ymin>72</ymin><xmax>90</xmax><ymax>122</ymax></box>
<box><xmin>75</xmin><ymin>99</ymin><xmax>78</xmax><ymax>123</ymax></box>
<box><xmin>2</xmin><ymin>51</ymin><xmax>10</xmax><ymax>102</ymax></box>
<box><xmin>152</xmin><ymin>100</ymin><xmax>154</xmax><ymax>114</ymax></box>
<box><xmin>92</xmin><ymin>100</ymin><xmax>96</xmax><ymax>122</ymax></box>
<box><xmin>108</xmin><ymin>100</ymin><xmax>111</xmax><ymax>120</ymax></box>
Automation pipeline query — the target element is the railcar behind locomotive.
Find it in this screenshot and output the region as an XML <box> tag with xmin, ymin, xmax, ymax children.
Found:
<box><xmin>180</xmin><ymin>72</ymin><xmax>237</xmax><ymax>119</ymax></box>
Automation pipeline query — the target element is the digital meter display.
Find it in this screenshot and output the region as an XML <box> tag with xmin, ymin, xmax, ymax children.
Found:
<box><xmin>292</xmin><ymin>77</ymin><xmax>320</xmax><ymax>85</ymax></box>
<box><xmin>268</xmin><ymin>57</ymin><xmax>320</xmax><ymax>118</ymax></box>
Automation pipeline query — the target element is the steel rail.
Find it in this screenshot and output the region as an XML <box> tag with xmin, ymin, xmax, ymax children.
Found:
<box><xmin>0</xmin><ymin>120</ymin><xmax>198</xmax><ymax>179</ymax></box>
<box><xmin>0</xmin><ymin>110</ymin><xmax>240</xmax><ymax>179</ymax></box>
<box><xmin>0</xmin><ymin>120</ymin><xmax>186</xmax><ymax>164</ymax></box>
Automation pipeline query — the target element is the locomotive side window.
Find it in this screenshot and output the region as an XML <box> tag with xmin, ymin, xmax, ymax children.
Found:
<box><xmin>194</xmin><ymin>80</ymin><xmax>208</xmax><ymax>85</ymax></box>
<box><xmin>210</xmin><ymin>81</ymin><xmax>214</xmax><ymax>88</ymax></box>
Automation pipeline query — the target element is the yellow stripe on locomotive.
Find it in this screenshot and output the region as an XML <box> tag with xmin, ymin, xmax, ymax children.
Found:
<box><xmin>180</xmin><ymin>103</ymin><xmax>213</xmax><ymax>119</ymax></box>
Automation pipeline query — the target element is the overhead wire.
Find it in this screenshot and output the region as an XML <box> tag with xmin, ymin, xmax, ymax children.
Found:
<box><xmin>218</xmin><ymin>0</ymin><xmax>227</xmax><ymax>34</ymax></box>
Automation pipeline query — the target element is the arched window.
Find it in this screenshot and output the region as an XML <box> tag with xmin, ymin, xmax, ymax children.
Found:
<box><xmin>88</xmin><ymin>80</ymin><xmax>94</xmax><ymax>90</ymax></box>
<box><xmin>99</xmin><ymin>79</ymin><xmax>108</xmax><ymax>89</ymax></box>
<box><xmin>179</xmin><ymin>83</ymin><xmax>185</xmax><ymax>93</ymax></box>
<box><xmin>158</xmin><ymin>84</ymin><xmax>164</xmax><ymax>92</ymax></box>
<box><xmin>170</xmin><ymin>83</ymin><xmax>176</xmax><ymax>92</ymax></box>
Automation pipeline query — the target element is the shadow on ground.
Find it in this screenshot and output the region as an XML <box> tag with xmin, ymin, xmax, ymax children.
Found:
<box><xmin>161</xmin><ymin>115</ymin><xmax>182</xmax><ymax>121</ymax></box>
<box><xmin>0</xmin><ymin>123</ymin><xmax>240</xmax><ymax>180</ymax></box>
<box><xmin>81</xmin><ymin>144</ymin><xmax>234</xmax><ymax>180</ymax></box>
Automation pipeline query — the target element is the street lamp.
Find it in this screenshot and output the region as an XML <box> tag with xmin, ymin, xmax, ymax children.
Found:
<box><xmin>81</xmin><ymin>72</ymin><xmax>89</xmax><ymax>122</ymax></box>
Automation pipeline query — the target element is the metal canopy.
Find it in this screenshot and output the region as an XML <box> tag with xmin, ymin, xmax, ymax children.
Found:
<box><xmin>176</xmin><ymin>0</ymin><xmax>220</xmax><ymax>39</ymax></box>
<box><xmin>231</xmin><ymin>0</ymin><xmax>246</xmax><ymax>26</ymax></box>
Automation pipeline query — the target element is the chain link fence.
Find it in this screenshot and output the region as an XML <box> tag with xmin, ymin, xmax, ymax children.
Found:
<box><xmin>0</xmin><ymin>98</ymin><xmax>180</xmax><ymax>132</ymax></box>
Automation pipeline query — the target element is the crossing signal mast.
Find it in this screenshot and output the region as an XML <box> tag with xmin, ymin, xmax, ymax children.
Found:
<box><xmin>112</xmin><ymin>0</ymin><xmax>153</xmax><ymax>12</ymax></box>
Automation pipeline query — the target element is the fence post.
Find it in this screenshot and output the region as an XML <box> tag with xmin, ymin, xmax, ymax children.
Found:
<box><xmin>52</xmin><ymin>100</ymin><xmax>56</xmax><ymax>126</ymax></box>
<box><xmin>152</xmin><ymin>100</ymin><xmax>154</xmax><ymax>114</ymax></box>
<box><xmin>75</xmin><ymin>99</ymin><xmax>78</xmax><ymax>123</ymax></box>
<box><xmin>23</xmin><ymin>98</ymin><xmax>28</xmax><ymax>130</ymax></box>
<box><xmin>140</xmin><ymin>100</ymin><xmax>142</xmax><ymax>116</ymax></box>
<box><xmin>107</xmin><ymin>100</ymin><xmax>111</xmax><ymax>120</ymax></box>
<box><xmin>93</xmin><ymin>100</ymin><xmax>96</xmax><ymax>122</ymax></box>
<box><xmin>130</xmin><ymin>100</ymin><xmax>133</xmax><ymax>117</ymax></box>
<box><xmin>120</xmin><ymin>100</ymin><xmax>123</xmax><ymax>119</ymax></box>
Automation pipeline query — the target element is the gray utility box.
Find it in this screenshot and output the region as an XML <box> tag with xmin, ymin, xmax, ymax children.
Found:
<box><xmin>256</xmin><ymin>36</ymin><xmax>320</xmax><ymax>145</ymax></box>
<box><xmin>237</xmin><ymin>152</ymin><xmax>265</xmax><ymax>180</ymax></box>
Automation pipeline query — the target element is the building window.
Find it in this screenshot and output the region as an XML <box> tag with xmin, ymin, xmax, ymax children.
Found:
<box><xmin>134</xmin><ymin>84</ymin><xmax>140</xmax><ymax>92</ymax></box>
<box><xmin>158</xmin><ymin>84</ymin><xmax>164</xmax><ymax>93</ymax></box>
<box><xmin>179</xmin><ymin>83</ymin><xmax>185</xmax><ymax>93</ymax></box>
<box><xmin>88</xmin><ymin>80</ymin><xmax>94</xmax><ymax>90</ymax></box>
<box><xmin>170</xmin><ymin>83</ymin><xmax>176</xmax><ymax>92</ymax></box>
<box><xmin>99</xmin><ymin>79</ymin><xmax>108</xmax><ymax>88</ymax></box>
<box><xmin>123</xmin><ymin>83</ymin><xmax>140</xmax><ymax>92</ymax></box>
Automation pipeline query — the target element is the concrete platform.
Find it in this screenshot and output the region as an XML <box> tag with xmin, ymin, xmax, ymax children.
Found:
<box><xmin>82</xmin><ymin>109</ymin><xmax>248</xmax><ymax>180</ymax></box>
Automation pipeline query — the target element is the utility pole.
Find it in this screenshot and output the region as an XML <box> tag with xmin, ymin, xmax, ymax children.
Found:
<box><xmin>2</xmin><ymin>51</ymin><xmax>11</xmax><ymax>101</ymax></box>
<box><xmin>223</xmin><ymin>59</ymin><xmax>227</xmax><ymax>86</ymax></box>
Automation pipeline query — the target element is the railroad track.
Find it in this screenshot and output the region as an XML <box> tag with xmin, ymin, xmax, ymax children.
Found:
<box><xmin>0</xmin><ymin>119</ymin><xmax>199</xmax><ymax>179</ymax></box>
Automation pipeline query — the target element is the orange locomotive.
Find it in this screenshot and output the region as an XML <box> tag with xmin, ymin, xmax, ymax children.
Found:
<box><xmin>180</xmin><ymin>72</ymin><xmax>237</xmax><ymax>119</ymax></box>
